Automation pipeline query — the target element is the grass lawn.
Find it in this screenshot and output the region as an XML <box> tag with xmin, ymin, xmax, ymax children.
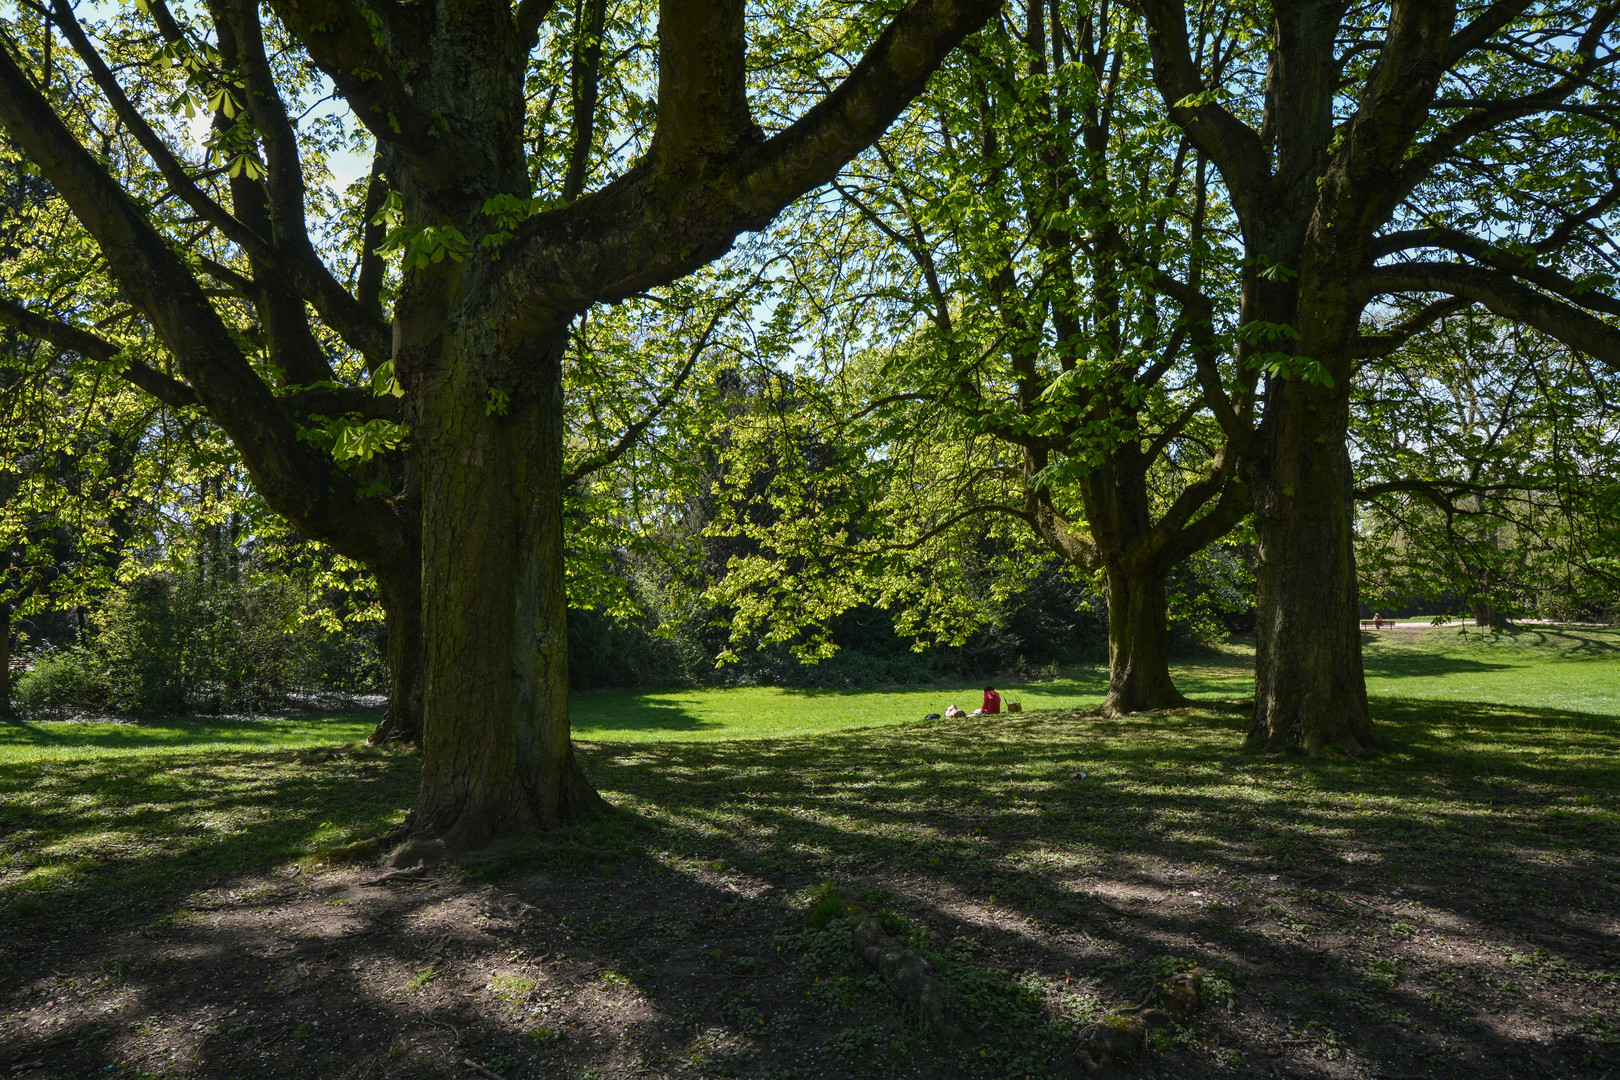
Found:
<box><xmin>0</xmin><ymin>712</ymin><xmax>384</xmax><ymax>764</ymax></box>
<box><xmin>572</xmin><ymin>624</ymin><xmax>1620</xmax><ymax>741</ymax></box>
<box><xmin>0</xmin><ymin>627</ymin><xmax>1615</xmax><ymax>1079</ymax></box>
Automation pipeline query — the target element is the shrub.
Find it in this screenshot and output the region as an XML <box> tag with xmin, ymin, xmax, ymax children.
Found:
<box><xmin>12</xmin><ymin>647</ymin><xmax>96</xmax><ymax>714</ymax></box>
<box><xmin>93</xmin><ymin>567</ymin><xmax>338</xmax><ymax>714</ymax></box>
<box><xmin>95</xmin><ymin>572</ymin><xmax>189</xmax><ymax>714</ymax></box>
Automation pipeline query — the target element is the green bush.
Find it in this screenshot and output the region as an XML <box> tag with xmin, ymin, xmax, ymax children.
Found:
<box><xmin>12</xmin><ymin>647</ymin><xmax>96</xmax><ymax>714</ymax></box>
<box><xmin>95</xmin><ymin>572</ymin><xmax>189</xmax><ymax>714</ymax></box>
<box><xmin>93</xmin><ymin>568</ymin><xmax>334</xmax><ymax>714</ymax></box>
<box><xmin>17</xmin><ymin>562</ymin><xmax>382</xmax><ymax>717</ymax></box>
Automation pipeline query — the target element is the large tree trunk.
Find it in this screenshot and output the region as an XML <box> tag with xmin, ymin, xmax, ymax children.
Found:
<box><xmin>391</xmin><ymin>316</ymin><xmax>604</xmax><ymax>865</ymax></box>
<box><xmin>1249</xmin><ymin>403</ymin><xmax>1374</xmax><ymax>753</ymax></box>
<box><xmin>1102</xmin><ymin>563</ymin><xmax>1187</xmax><ymax>715</ymax></box>
<box><xmin>367</xmin><ymin>560</ymin><xmax>423</xmax><ymax>745</ymax></box>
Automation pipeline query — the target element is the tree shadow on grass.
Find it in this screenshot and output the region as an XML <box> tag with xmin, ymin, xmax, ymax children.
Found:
<box><xmin>1509</xmin><ymin>626</ymin><xmax>1620</xmax><ymax>657</ymax></box>
<box><xmin>569</xmin><ymin>696</ymin><xmax>723</xmax><ymax>735</ymax></box>
<box><xmin>0</xmin><ymin>715</ymin><xmax>70</xmax><ymax>742</ymax></box>
<box><xmin>3</xmin><ymin>701</ymin><xmax>1616</xmax><ymax>1079</ymax></box>
<box><xmin>0</xmin><ymin>745</ymin><xmax>419</xmax><ymax>922</ymax></box>
<box><xmin>578</xmin><ymin>703</ymin><xmax>1617</xmax><ymax>1074</ymax></box>
<box><xmin>1371</xmin><ymin>697</ymin><xmax>1620</xmax><ymax>769</ymax></box>
<box><xmin>1361</xmin><ymin>653</ymin><xmax>1517</xmax><ymax>679</ymax></box>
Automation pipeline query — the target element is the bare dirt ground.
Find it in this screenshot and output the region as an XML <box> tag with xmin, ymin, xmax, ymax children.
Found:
<box><xmin>2</xmin><ymin>707</ymin><xmax>1617</xmax><ymax>1079</ymax></box>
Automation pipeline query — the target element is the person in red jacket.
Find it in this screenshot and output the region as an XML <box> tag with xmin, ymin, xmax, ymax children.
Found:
<box><xmin>979</xmin><ymin>686</ymin><xmax>1001</xmax><ymax>715</ymax></box>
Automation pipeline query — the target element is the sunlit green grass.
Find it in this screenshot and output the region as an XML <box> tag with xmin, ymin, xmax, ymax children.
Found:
<box><xmin>569</xmin><ymin>680</ymin><xmax>1112</xmax><ymax>741</ymax></box>
<box><xmin>0</xmin><ymin>713</ymin><xmax>383</xmax><ymax>764</ymax></box>
<box><xmin>2</xmin><ymin>625</ymin><xmax>1615</xmax><ymax>921</ymax></box>
<box><xmin>569</xmin><ymin>646</ymin><xmax>1249</xmax><ymax>742</ymax></box>
<box><xmin>1361</xmin><ymin>625</ymin><xmax>1620</xmax><ymax>717</ymax></box>
<box><xmin>573</xmin><ymin>626</ymin><xmax>1620</xmax><ymax>742</ymax></box>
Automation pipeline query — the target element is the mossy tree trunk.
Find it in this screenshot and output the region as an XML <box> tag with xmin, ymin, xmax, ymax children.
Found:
<box><xmin>1102</xmin><ymin>562</ymin><xmax>1186</xmax><ymax>715</ymax></box>
<box><xmin>392</xmin><ymin>315</ymin><xmax>604</xmax><ymax>862</ymax></box>
<box><xmin>1248</xmin><ymin>398</ymin><xmax>1374</xmax><ymax>752</ymax></box>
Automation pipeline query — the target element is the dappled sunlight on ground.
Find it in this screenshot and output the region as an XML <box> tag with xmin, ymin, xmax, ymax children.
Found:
<box><xmin>1</xmin><ymin>636</ymin><xmax>1617</xmax><ymax>1078</ymax></box>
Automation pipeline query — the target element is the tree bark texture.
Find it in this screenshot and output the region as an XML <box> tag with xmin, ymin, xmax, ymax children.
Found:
<box><xmin>1248</xmin><ymin>400</ymin><xmax>1374</xmax><ymax>752</ymax></box>
<box><xmin>1102</xmin><ymin>565</ymin><xmax>1186</xmax><ymax>715</ymax></box>
<box><xmin>390</xmin><ymin>308</ymin><xmax>604</xmax><ymax>863</ymax></box>
<box><xmin>368</xmin><ymin>558</ymin><xmax>424</xmax><ymax>746</ymax></box>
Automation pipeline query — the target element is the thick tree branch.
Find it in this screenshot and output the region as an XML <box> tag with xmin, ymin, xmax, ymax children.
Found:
<box><xmin>1444</xmin><ymin>1</ymin><xmax>1536</xmax><ymax>68</ymax></box>
<box><xmin>1142</xmin><ymin>392</ymin><xmax>1200</xmax><ymax>464</ymax></box>
<box><xmin>194</xmin><ymin>255</ymin><xmax>258</xmax><ymax>298</ymax></box>
<box><xmin>1368</xmin><ymin>262</ymin><xmax>1620</xmax><ymax>368</ymax></box>
<box><xmin>499</xmin><ymin>0</ymin><xmax>1001</xmax><ymax>320</ymax></box>
<box><xmin>267</xmin><ymin>0</ymin><xmax>463</xmax><ymax>188</ymax></box>
<box><xmin>1157</xmin><ymin>472</ymin><xmax>1250</xmax><ymax>568</ymax></box>
<box><xmin>1372</xmin><ymin>228</ymin><xmax>1620</xmax><ymax>320</ymax></box>
<box><xmin>1383</xmin><ymin>5</ymin><xmax>1620</xmax><ymax>220</ymax></box>
<box><xmin>1152</xmin><ymin>434</ymin><xmax>1245</xmax><ymax>552</ymax></box>
<box><xmin>0</xmin><ymin>295</ymin><xmax>197</xmax><ymax>408</ymax></box>
<box><xmin>561</xmin><ymin>0</ymin><xmax>608</xmax><ymax>201</ymax></box>
<box><xmin>1153</xmin><ymin>271</ymin><xmax>1250</xmax><ymax>445</ymax></box>
<box><xmin>209</xmin><ymin>0</ymin><xmax>335</xmax><ymax>389</ymax></box>
<box><xmin>1356</xmin><ymin>477</ymin><xmax>1549</xmax><ymax>504</ymax></box>
<box><xmin>46</xmin><ymin>2</ymin><xmax>388</xmax><ymax>367</ymax></box>
<box><xmin>1132</xmin><ymin>0</ymin><xmax>1270</xmax><ymax>223</ymax></box>
<box><xmin>1323</xmin><ymin>0</ymin><xmax>1455</xmax><ymax>229</ymax></box>
<box><xmin>514</xmin><ymin>0</ymin><xmax>560</xmax><ymax>47</ymax></box>
<box><xmin>212</xmin><ymin>0</ymin><xmax>313</xmax><ymax>253</ymax></box>
<box><xmin>356</xmin><ymin>151</ymin><xmax>390</xmax><ymax>324</ymax></box>
<box><xmin>278</xmin><ymin>384</ymin><xmax>402</xmax><ymax>421</ymax></box>
<box><xmin>1351</xmin><ymin>295</ymin><xmax>1470</xmax><ymax>358</ymax></box>
<box><xmin>655</xmin><ymin>0</ymin><xmax>757</xmax><ymax>164</ymax></box>
<box><xmin>1026</xmin><ymin>488</ymin><xmax>1101</xmax><ymax>572</ymax></box>
<box><xmin>0</xmin><ymin>39</ymin><xmax>405</xmax><ymax>564</ymax></box>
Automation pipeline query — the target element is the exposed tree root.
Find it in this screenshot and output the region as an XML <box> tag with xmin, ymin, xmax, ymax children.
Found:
<box><xmin>819</xmin><ymin>885</ymin><xmax>959</xmax><ymax>1040</ymax></box>
<box><xmin>1075</xmin><ymin>969</ymin><xmax>1205</xmax><ymax>1076</ymax></box>
<box><xmin>299</xmin><ymin>822</ymin><xmax>410</xmax><ymax>873</ymax></box>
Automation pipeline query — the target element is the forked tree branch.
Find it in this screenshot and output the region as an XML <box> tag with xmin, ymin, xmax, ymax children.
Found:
<box><xmin>0</xmin><ymin>41</ymin><xmax>406</xmax><ymax>564</ymax></box>
<box><xmin>499</xmin><ymin>0</ymin><xmax>1002</xmax><ymax>321</ymax></box>
<box><xmin>1368</xmin><ymin>262</ymin><xmax>1620</xmax><ymax>368</ymax></box>
<box><xmin>1132</xmin><ymin>0</ymin><xmax>1270</xmax><ymax>223</ymax></box>
<box><xmin>0</xmin><ymin>295</ymin><xmax>198</xmax><ymax>408</ymax></box>
<box><xmin>46</xmin><ymin>1</ymin><xmax>389</xmax><ymax>367</ymax></box>
<box><xmin>268</xmin><ymin>0</ymin><xmax>463</xmax><ymax>188</ymax></box>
